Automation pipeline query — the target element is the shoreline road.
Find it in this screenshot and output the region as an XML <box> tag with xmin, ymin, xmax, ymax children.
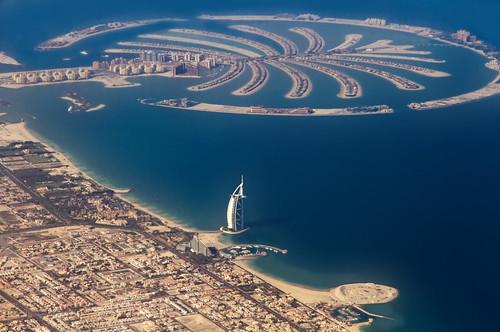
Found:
<box><xmin>315</xmin><ymin>59</ymin><xmax>424</xmax><ymax>90</ymax></box>
<box><xmin>139</xmin><ymin>34</ymin><xmax>260</xmax><ymax>57</ymax></box>
<box><xmin>232</xmin><ymin>61</ymin><xmax>269</xmax><ymax>96</ymax></box>
<box><xmin>329</xmin><ymin>34</ymin><xmax>363</xmax><ymax>52</ymax></box>
<box><xmin>188</xmin><ymin>61</ymin><xmax>245</xmax><ymax>91</ymax></box>
<box><xmin>116</xmin><ymin>41</ymin><xmax>243</xmax><ymax>59</ymax></box>
<box><xmin>320</xmin><ymin>55</ymin><xmax>450</xmax><ymax>77</ymax></box>
<box><xmin>230</xmin><ymin>25</ymin><xmax>299</xmax><ymax>56</ymax></box>
<box><xmin>286</xmin><ymin>59</ymin><xmax>361</xmax><ymax>98</ymax></box>
<box><xmin>289</xmin><ymin>28</ymin><xmax>325</xmax><ymax>54</ymax></box>
<box><xmin>264</xmin><ymin>60</ymin><xmax>312</xmax><ymax>98</ymax></box>
<box><xmin>169</xmin><ymin>29</ymin><xmax>279</xmax><ymax>57</ymax></box>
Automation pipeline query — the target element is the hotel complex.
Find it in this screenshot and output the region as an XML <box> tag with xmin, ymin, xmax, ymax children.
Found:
<box><xmin>223</xmin><ymin>176</ymin><xmax>247</xmax><ymax>233</ymax></box>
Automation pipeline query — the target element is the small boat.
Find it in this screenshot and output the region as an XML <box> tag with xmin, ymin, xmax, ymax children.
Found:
<box><xmin>67</xmin><ymin>105</ymin><xmax>73</xmax><ymax>113</ymax></box>
<box><xmin>80</xmin><ymin>50</ymin><xmax>88</xmax><ymax>55</ymax></box>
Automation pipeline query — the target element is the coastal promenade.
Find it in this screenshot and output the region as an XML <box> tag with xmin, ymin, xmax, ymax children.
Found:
<box><xmin>315</xmin><ymin>59</ymin><xmax>424</xmax><ymax>90</ymax></box>
<box><xmin>264</xmin><ymin>60</ymin><xmax>312</xmax><ymax>98</ymax></box>
<box><xmin>230</xmin><ymin>25</ymin><xmax>299</xmax><ymax>56</ymax></box>
<box><xmin>188</xmin><ymin>61</ymin><xmax>245</xmax><ymax>91</ymax></box>
<box><xmin>169</xmin><ymin>29</ymin><xmax>279</xmax><ymax>56</ymax></box>
<box><xmin>285</xmin><ymin>59</ymin><xmax>361</xmax><ymax>98</ymax></box>
<box><xmin>232</xmin><ymin>60</ymin><xmax>269</xmax><ymax>95</ymax></box>
<box><xmin>289</xmin><ymin>27</ymin><xmax>325</xmax><ymax>54</ymax></box>
<box><xmin>139</xmin><ymin>34</ymin><xmax>261</xmax><ymax>57</ymax></box>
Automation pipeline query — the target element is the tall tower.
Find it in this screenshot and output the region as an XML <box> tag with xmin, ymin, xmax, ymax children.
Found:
<box><xmin>225</xmin><ymin>176</ymin><xmax>247</xmax><ymax>233</ymax></box>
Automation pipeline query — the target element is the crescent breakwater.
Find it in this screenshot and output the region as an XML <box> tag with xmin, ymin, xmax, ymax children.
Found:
<box><xmin>169</xmin><ymin>29</ymin><xmax>279</xmax><ymax>57</ymax></box>
<box><xmin>230</xmin><ymin>25</ymin><xmax>299</xmax><ymax>56</ymax></box>
<box><xmin>409</xmin><ymin>60</ymin><xmax>500</xmax><ymax>110</ymax></box>
<box><xmin>232</xmin><ymin>61</ymin><xmax>269</xmax><ymax>96</ymax></box>
<box><xmin>285</xmin><ymin>59</ymin><xmax>361</xmax><ymax>98</ymax></box>
<box><xmin>289</xmin><ymin>28</ymin><xmax>325</xmax><ymax>54</ymax></box>
<box><xmin>315</xmin><ymin>58</ymin><xmax>424</xmax><ymax>90</ymax></box>
<box><xmin>264</xmin><ymin>60</ymin><xmax>312</xmax><ymax>98</ymax></box>
<box><xmin>36</xmin><ymin>18</ymin><xmax>185</xmax><ymax>50</ymax></box>
<box><xmin>139</xmin><ymin>34</ymin><xmax>261</xmax><ymax>57</ymax></box>
<box><xmin>140</xmin><ymin>98</ymin><xmax>393</xmax><ymax>116</ymax></box>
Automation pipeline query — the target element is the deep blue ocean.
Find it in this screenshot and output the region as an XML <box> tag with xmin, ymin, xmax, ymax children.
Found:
<box><xmin>1</xmin><ymin>1</ymin><xmax>500</xmax><ymax>332</ymax></box>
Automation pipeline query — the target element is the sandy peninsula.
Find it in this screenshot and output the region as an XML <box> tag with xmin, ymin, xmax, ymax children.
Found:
<box><xmin>0</xmin><ymin>52</ymin><xmax>20</xmax><ymax>66</ymax></box>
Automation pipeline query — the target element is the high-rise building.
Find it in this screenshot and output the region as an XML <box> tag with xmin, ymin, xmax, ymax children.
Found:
<box><xmin>225</xmin><ymin>176</ymin><xmax>246</xmax><ymax>233</ymax></box>
<box><xmin>452</xmin><ymin>29</ymin><xmax>471</xmax><ymax>43</ymax></box>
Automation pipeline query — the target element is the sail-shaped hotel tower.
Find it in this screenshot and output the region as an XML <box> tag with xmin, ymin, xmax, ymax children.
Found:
<box><xmin>222</xmin><ymin>176</ymin><xmax>247</xmax><ymax>234</ymax></box>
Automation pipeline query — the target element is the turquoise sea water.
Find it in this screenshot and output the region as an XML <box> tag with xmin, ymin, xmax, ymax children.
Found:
<box><xmin>1</xmin><ymin>1</ymin><xmax>500</xmax><ymax>332</ymax></box>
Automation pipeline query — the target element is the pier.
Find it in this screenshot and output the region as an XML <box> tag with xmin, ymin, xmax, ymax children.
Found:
<box><xmin>264</xmin><ymin>60</ymin><xmax>312</xmax><ymax>98</ymax></box>
<box><xmin>231</xmin><ymin>25</ymin><xmax>299</xmax><ymax>56</ymax></box>
<box><xmin>169</xmin><ymin>29</ymin><xmax>279</xmax><ymax>57</ymax></box>
<box><xmin>289</xmin><ymin>28</ymin><xmax>325</xmax><ymax>54</ymax></box>
<box><xmin>188</xmin><ymin>61</ymin><xmax>245</xmax><ymax>91</ymax></box>
<box><xmin>315</xmin><ymin>59</ymin><xmax>424</xmax><ymax>90</ymax></box>
<box><xmin>232</xmin><ymin>61</ymin><xmax>269</xmax><ymax>96</ymax></box>
<box><xmin>285</xmin><ymin>59</ymin><xmax>361</xmax><ymax>98</ymax></box>
<box><xmin>139</xmin><ymin>34</ymin><xmax>261</xmax><ymax>57</ymax></box>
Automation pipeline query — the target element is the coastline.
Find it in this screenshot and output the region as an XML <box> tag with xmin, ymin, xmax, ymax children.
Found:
<box><xmin>0</xmin><ymin>121</ymin><xmax>397</xmax><ymax>308</ymax></box>
<box><xmin>0</xmin><ymin>115</ymin><xmax>404</xmax><ymax>332</ymax></box>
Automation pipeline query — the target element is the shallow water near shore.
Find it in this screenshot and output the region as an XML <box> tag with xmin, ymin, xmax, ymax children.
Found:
<box><xmin>1</xmin><ymin>1</ymin><xmax>500</xmax><ymax>331</ymax></box>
